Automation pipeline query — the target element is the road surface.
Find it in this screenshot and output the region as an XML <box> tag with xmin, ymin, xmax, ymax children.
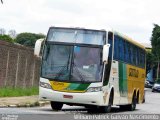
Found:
<box><xmin>0</xmin><ymin>88</ymin><xmax>159</xmax><ymax>120</ymax></box>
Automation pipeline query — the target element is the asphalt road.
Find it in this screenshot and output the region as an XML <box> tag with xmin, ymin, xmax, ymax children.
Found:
<box><xmin>0</xmin><ymin>88</ymin><xmax>160</xmax><ymax>120</ymax></box>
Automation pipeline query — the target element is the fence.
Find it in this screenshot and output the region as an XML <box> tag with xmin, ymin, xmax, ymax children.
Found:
<box><xmin>0</xmin><ymin>40</ymin><xmax>41</xmax><ymax>88</ymax></box>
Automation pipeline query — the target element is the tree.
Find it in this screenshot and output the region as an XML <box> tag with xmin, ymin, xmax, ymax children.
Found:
<box><xmin>151</xmin><ymin>24</ymin><xmax>160</xmax><ymax>81</ymax></box>
<box><xmin>0</xmin><ymin>34</ymin><xmax>14</xmax><ymax>43</ymax></box>
<box><xmin>151</xmin><ymin>24</ymin><xmax>160</xmax><ymax>56</ymax></box>
<box><xmin>146</xmin><ymin>50</ymin><xmax>156</xmax><ymax>74</ymax></box>
<box><xmin>15</xmin><ymin>32</ymin><xmax>45</xmax><ymax>48</ymax></box>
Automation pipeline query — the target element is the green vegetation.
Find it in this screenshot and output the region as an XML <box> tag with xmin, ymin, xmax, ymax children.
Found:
<box><xmin>0</xmin><ymin>87</ymin><xmax>39</xmax><ymax>97</ymax></box>
<box><xmin>0</xmin><ymin>31</ymin><xmax>46</xmax><ymax>48</ymax></box>
<box><xmin>15</xmin><ymin>33</ymin><xmax>45</xmax><ymax>48</ymax></box>
<box><xmin>146</xmin><ymin>51</ymin><xmax>156</xmax><ymax>74</ymax></box>
<box><xmin>151</xmin><ymin>24</ymin><xmax>160</xmax><ymax>56</ymax></box>
<box><xmin>0</xmin><ymin>34</ymin><xmax>14</xmax><ymax>43</ymax></box>
<box><xmin>148</xmin><ymin>24</ymin><xmax>160</xmax><ymax>81</ymax></box>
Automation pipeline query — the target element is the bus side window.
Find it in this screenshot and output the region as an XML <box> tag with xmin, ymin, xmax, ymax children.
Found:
<box><xmin>131</xmin><ymin>44</ymin><xmax>134</xmax><ymax>65</ymax></box>
<box><xmin>133</xmin><ymin>46</ymin><xmax>136</xmax><ymax>65</ymax></box>
<box><xmin>119</xmin><ymin>37</ymin><xmax>123</xmax><ymax>61</ymax></box>
<box><xmin>139</xmin><ymin>49</ymin><xmax>143</xmax><ymax>67</ymax></box>
<box><xmin>125</xmin><ymin>42</ymin><xmax>129</xmax><ymax>63</ymax></box>
<box><xmin>121</xmin><ymin>38</ymin><xmax>124</xmax><ymax>61</ymax></box>
<box><xmin>128</xmin><ymin>43</ymin><xmax>131</xmax><ymax>64</ymax></box>
<box><xmin>122</xmin><ymin>38</ymin><xmax>125</xmax><ymax>61</ymax></box>
<box><xmin>143</xmin><ymin>51</ymin><xmax>145</xmax><ymax>68</ymax></box>
<box><xmin>108</xmin><ymin>32</ymin><xmax>113</xmax><ymax>60</ymax></box>
<box><xmin>124</xmin><ymin>40</ymin><xmax>126</xmax><ymax>62</ymax></box>
<box><xmin>142</xmin><ymin>50</ymin><xmax>144</xmax><ymax>67</ymax></box>
<box><xmin>135</xmin><ymin>47</ymin><xmax>138</xmax><ymax>66</ymax></box>
<box><xmin>114</xmin><ymin>35</ymin><xmax>118</xmax><ymax>60</ymax></box>
<box><xmin>138</xmin><ymin>48</ymin><xmax>141</xmax><ymax>67</ymax></box>
<box><xmin>142</xmin><ymin>50</ymin><xmax>145</xmax><ymax>68</ymax></box>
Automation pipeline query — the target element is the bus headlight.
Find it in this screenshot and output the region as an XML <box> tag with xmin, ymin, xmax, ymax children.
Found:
<box><xmin>87</xmin><ymin>87</ymin><xmax>102</xmax><ymax>92</ymax></box>
<box><xmin>40</xmin><ymin>82</ymin><xmax>52</xmax><ymax>89</ymax></box>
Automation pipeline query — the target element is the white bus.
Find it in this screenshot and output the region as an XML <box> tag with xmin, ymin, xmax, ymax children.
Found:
<box><xmin>35</xmin><ymin>27</ymin><xmax>146</xmax><ymax>113</ymax></box>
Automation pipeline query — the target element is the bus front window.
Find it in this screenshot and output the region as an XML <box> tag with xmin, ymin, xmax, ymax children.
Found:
<box><xmin>41</xmin><ymin>44</ymin><xmax>102</xmax><ymax>82</ymax></box>
<box><xmin>42</xmin><ymin>44</ymin><xmax>71</xmax><ymax>81</ymax></box>
<box><xmin>72</xmin><ymin>46</ymin><xmax>102</xmax><ymax>82</ymax></box>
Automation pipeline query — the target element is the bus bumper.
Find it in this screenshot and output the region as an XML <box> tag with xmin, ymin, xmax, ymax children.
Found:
<box><xmin>39</xmin><ymin>87</ymin><xmax>104</xmax><ymax>106</ymax></box>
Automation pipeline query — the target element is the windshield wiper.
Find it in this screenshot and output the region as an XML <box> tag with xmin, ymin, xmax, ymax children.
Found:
<box><xmin>54</xmin><ymin>47</ymin><xmax>72</xmax><ymax>80</ymax></box>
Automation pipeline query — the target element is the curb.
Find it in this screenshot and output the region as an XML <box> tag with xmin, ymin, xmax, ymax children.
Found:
<box><xmin>0</xmin><ymin>101</ymin><xmax>50</xmax><ymax>108</ymax></box>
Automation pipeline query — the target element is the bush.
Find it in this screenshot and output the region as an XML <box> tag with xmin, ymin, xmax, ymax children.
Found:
<box><xmin>15</xmin><ymin>33</ymin><xmax>45</xmax><ymax>48</ymax></box>
<box><xmin>0</xmin><ymin>35</ymin><xmax>14</xmax><ymax>43</ymax></box>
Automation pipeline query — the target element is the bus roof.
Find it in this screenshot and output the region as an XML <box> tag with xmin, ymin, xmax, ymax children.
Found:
<box><xmin>48</xmin><ymin>27</ymin><xmax>145</xmax><ymax>50</ymax></box>
<box><xmin>113</xmin><ymin>31</ymin><xmax>146</xmax><ymax>50</ymax></box>
<box><xmin>49</xmin><ymin>26</ymin><xmax>106</xmax><ymax>33</ymax></box>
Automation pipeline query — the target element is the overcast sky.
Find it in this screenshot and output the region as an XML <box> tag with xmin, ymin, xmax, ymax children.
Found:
<box><xmin>0</xmin><ymin>0</ymin><xmax>160</xmax><ymax>43</ymax></box>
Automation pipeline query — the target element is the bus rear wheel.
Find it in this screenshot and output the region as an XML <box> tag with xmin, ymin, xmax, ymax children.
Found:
<box><xmin>128</xmin><ymin>93</ymin><xmax>136</xmax><ymax>111</ymax></box>
<box><xmin>50</xmin><ymin>101</ymin><xmax>63</xmax><ymax>111</ymax></box>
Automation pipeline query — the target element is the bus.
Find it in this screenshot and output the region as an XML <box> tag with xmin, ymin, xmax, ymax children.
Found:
<box><xmin>35</xmin><ymin>27</ymin><xmax>146</xmax><ymax>113</ymax></box>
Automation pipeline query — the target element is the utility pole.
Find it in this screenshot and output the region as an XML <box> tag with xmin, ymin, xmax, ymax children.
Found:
<box><xmin>1</xmin><ymin>0</ymin><xmax>3</xmax><ymax>4</ymax></box>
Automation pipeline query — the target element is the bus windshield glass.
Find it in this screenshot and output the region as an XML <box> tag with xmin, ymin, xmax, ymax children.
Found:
<box><xmin>47</xmin><ymin>28</ymin><xmax>105</xmax><ymax>45</ymax></box>
<box><xmin>41</xmin><ymin>44</ymin><xmax>103</xmax><ymax>82</ymax></box>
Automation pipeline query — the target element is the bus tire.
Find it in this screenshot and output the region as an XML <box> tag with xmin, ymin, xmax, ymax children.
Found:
<box><xmin>87</xmin><ymin>106</ymin><xmax>98</xmax><ymax>113</ymax></box>
<box><xmin>131</xmin><ymin>92</ymin><xmax>137</xmax><ymax>111</ymax></box>
<box><xmin>142</xmin><ymin>91</ymin><xmax>145</xmax><ymax>103</ymax></box>
<box><xmin>127</xmin><ymin>93</ymin><xmax>137</xmax><ymax>111</ymax></box>
<box><xmin>142</xmin><ymin>97</ymin><xmax>145</xmax><ymax>103</ymax></box>
<box><xmin>136</xmin><ymin>91</ymin><xmax>139</xmax><ymax>104</ymax></box>
<box><xmin>50</xmin><ymin>101</ymin><xmax>63</xmax><ymax>111</ymax></box>
<box><xmin>99</xmin><ymin>92</ymin><xmax>113</xmax><ymax>113</ymax></box>
<box><xmin>120</xmin><ymin>92</ymin><xmax>136</xmax><ymax>111</ymax></box>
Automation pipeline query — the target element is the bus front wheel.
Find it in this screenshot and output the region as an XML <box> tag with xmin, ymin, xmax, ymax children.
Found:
<box><xmin>50</xmin><ymin>101</ymin><xmax>63</xmax><ymax>111</ymax></box>
<box><xmin>99</xmin><ymin>93</ymin><xmax>113</xmax><ymax>113</ymax></box>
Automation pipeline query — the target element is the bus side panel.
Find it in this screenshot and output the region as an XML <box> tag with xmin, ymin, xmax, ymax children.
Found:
<box><xmin>127</xmin><ymin>65</ymin><xmax>145</xmax><ymax>103</ymax></box>
<box><xmin>119</xmin><ymin>62</ymin><xmax>128</xmax><ymax>104</ymax></box>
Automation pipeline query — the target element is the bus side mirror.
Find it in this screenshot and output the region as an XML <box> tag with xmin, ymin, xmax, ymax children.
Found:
<box><xmin>103</xmin><ymin>44</ymin><xmax>110</xmax><ymax>64</ymax></box>
<box><xmin>34</xmin><ymin>38</ymin><xmax>44</xmax><ymax>57</ymax></box>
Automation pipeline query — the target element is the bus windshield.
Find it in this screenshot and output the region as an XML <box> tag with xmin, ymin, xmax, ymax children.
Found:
<box><xmin>47</xmin><ymin>28</ymin><xmax>105</xmax><ymax>45</ymax></box>
<box><xmin>41</xmin><ymin>44</ymin><xmax>103</xmax><ymax>82</ymax></box>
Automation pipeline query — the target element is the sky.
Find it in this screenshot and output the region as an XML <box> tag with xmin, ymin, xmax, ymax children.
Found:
<box><xmin>0</xmin><ymin>0</ymin><xmax>160</xmax><ymax>44</ymax></box>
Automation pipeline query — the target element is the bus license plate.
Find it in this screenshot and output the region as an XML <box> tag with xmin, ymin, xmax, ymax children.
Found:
<box><xmin>63</xmin><ymin>95</ymin><xmax>73</xmax><ymax>99</ymax></box>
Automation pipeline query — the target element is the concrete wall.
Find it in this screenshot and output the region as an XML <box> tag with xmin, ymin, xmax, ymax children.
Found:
<box><xmin>0</xmin><ymin>40</ymin><xmax>41</xmax><ymax>88</ymax></box>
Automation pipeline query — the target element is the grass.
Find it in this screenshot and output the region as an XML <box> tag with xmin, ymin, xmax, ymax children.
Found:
<box><xmin>0</xmin><ymin>87</ymin><xmax>39</xmax><ymax>97</ymax></box>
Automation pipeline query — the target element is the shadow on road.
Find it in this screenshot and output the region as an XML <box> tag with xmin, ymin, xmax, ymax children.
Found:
<box><xmin>62</xmin><ymin>106</ymin><xmax>140</xmax><ymax>114</ymax></box>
